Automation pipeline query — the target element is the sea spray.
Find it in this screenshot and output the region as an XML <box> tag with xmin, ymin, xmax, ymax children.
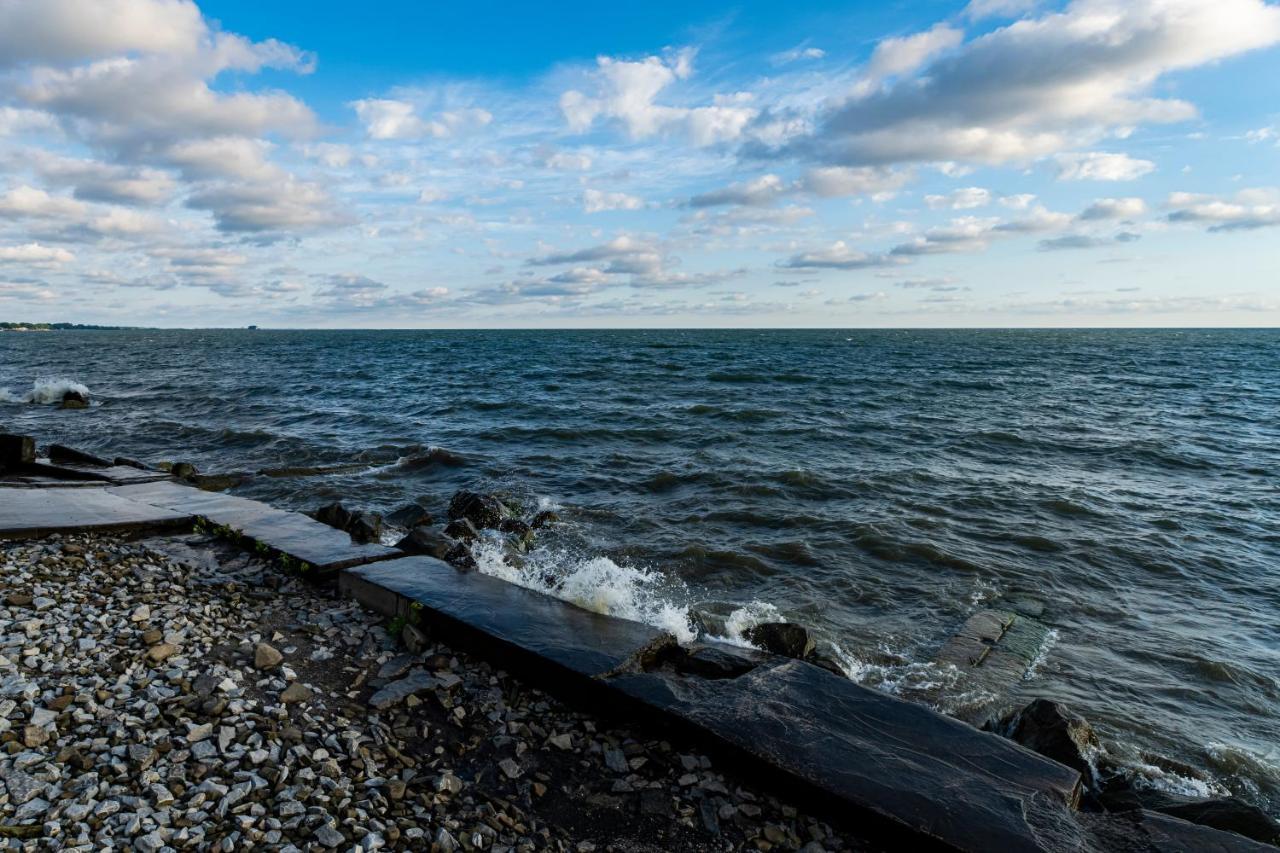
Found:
<box><xmin>0</xmin><ymin>377</ymin><xmax>90</xmax><ymax>404</ymax></box>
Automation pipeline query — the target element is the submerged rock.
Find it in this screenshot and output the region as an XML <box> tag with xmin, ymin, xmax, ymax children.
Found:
<box><xmin>169</xmin><ymin>461</ymin><xmax>199</xmax><ymax>480</ymax></box>
<box><xmin>999</xmin><ymin>699</ymin><xmax>1098</xmax><ymax>781</ymax></box>
<box><xmin>531</xmin><ymin>509</ymin><xmax>561</xmax><ymax>529</ymax></box>
<box><xmin>745</xmin><ymin>622</ymin><xmax>816</xmax><ymax>660</ymax></box>
<box><xmin>59</xmin><ymin>389</ymin><xmax>89</xmax><ymax>409</ymax></box>
<box><xmin>447</xmin><ymin>490</ymin><xmax>509</xmax><ymax>530</ymax></box>
<box><xmin>444</xmin><ymin>517</ymin><xmax>479</xmax><ymax>542</ymax></box>
<box><xmin>443</xmin><ymin>542</ymin><xmax>476</xmax><ymax>571</ymax></box>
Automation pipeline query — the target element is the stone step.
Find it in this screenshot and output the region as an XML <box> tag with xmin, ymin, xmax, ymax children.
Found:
<box><xmin>106</xmin><ymin>481</ymin><xmax>400</xmax><ymax>572</ymax></box>
<box><xmin>0</xmin><ymin>486</ymin><xmax>190</xmax><ymax>538</ymax></box>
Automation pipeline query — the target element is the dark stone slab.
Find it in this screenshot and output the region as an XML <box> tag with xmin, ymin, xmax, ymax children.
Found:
<box><xmin>1139</xmin><ymin>810</ymin><xmax>1278</xmax><ymax>852</ymax></box>
<box><xmin>107</xmin><ymin>481</ymin><xmax>399</xmax><ymax>571</ymax></box>
<box><xmin>0</xmin><ymin>486</ymin><xmax>191</xmax><ymax>539</ymax></box>
<box><xmin>935</xmin><ymin>608</ymin><xmax>1054</xmax><ymax>724</ymax></box>
<box><xmin>609</xmin><ymin>659</ymin><xmax>1085</xmax><ymax>853</ymax></box>
<box><xmin>48</xmin><ymin>444</ymin><xmax>112</xmax><ymax>467</ymax></box>
<box><xmin>341</xmin><ymin>557</ymin><xmax>666</xmax><ymax>679</ymax></box>
<box><xmin>20</xmin><ymin>459</ymin><xmax>169</xmax><ymax>485</ymax></box>
<box><xmin>0</xmin><ymin>434</ymin><xmax>35</xmax><ymax>468</ymax></box>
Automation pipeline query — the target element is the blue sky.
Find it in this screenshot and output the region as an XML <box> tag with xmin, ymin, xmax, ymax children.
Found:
<box><xmin>0</xmin><ymin>0</ymin><xmax>1277</xmax><ymax>327</ymax></box>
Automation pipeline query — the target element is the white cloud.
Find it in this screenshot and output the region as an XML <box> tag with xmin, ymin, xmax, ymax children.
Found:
<box><xmin>689</xmin><ymin>174</ymin><xmax>787</xmax><ymax>207</ymax></box>
<box><xmin>0</xmin><ymin>0</ymin><xmax>206</xmax><ymax>67</ymax></box>
<box><xmin>860</xmin><ymin>24</ymin><xmax>963</xmax><ymax>87</ymax></box>
<box><xmin>774</xmin><ymin>0</ymin><xmax>1280</xmax><ymax>169</ymax></box>
<box><xmin>1054</xmin><ymin>152</ymin><xmax>1155</xmax><ymax>181</ymax></box>
<box><xmin>780</xmin><ymin>241</ymin><xmax>900</xmax><ymax>270</ymax></box>
<box><xmin>925</xmin><ymin>187</ymin><xmax>991</xmax><ymax>209</ymax></box>
<box><xmin>1166</xmin><ymin>188</ymin><xmax>1280</xmax><ymax>231</ymax></box>
<box><xmin>1078</xmin><ymin>197</ymin><xmax>1147</xmax><ymax>220</ymax></box>
<box><xmin>351</xmin><ymin>99</ymin><xmax>492</xmax><ymax>140</ymax></box>
<box><xmin>770</xmin><ymin>45</ymin><xmax>825</xmax><ymax>66</ymax></box>
<box><xmin>583</xmin><ymin>188</ymin><xmax>644</xmax><ymax>213</ymax></box>
<box><xmin>560</xmin><ymin>49</ymin><xmax>757</xmax><ymax>146</ymax></box>
<box><xmin>30</xmin><ymin>152</ymin><xmax>176</xmax><ymax>204</ymax></box>
<box><xmin>186</xmin><ymin>177</ymin><xmax>350</xmax><ymax>235</ymax></box>
<box><xmin>0</xmin><ymin>243</ymin><xmax>75</xmax><ymax>265</ymax></box>
<box><xmin>0</xmin><ymin>185</ymin><xmax>87</xmax><ymax>219</ymax></box>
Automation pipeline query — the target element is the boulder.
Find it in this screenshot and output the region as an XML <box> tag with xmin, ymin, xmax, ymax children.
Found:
<box><xmin>444</xmin><ymin>517</ymin><xmax>479</xmax><ymax>542</ymax></box>
<box><xmin>745</xmin><ymin>622</ymin><xmax>816</xmax><ymax>660</ymax></box>
<box><xmin>395</xmin><ymin>527</ymin><xmax>452</xmax><ymax>560</ymax></box>
<box><xmin>0</xmin><ymin>434</ymin><xmax>35</xmax><ymax>469</ymax></box>
<box><xmin>999</xmin><ymin>699</ymin><xmax>1098</xmax><ymax>782</ymax></box>
<box><xmin>386</xmin><ymin>503</ymin><xmax>433</xmax><ymax>529</ymax></box>
<box><xmin>48</xmin><ymin>444</ymin><xmax>111</xmax><ymax>466</ymax></box>
<box><xmin>169</xmin><ymin>462</ymin><xmax>199</xmax><ymax>480</ymax></box>
<box><xmin>1155</xmin><ymin>797</ymin><xmax>1280</xmax><ymax>845</ymax></box>
<box><xmin>443</xmin><ymin>543</ymin><xmax>476</xmax><ymax>571</ymax></box>
<box><xmin>314</xmin><ymin>502</ymin><xmax>382</xmax><ymax>543</ymax></box>
<box><xmin>59</xmin><ymin>389</ymin><xmax>89</xmax><ymax>409</ymax></box>
<box><xmin>531</xmin><ymin>509</ymin><xmax>561</xmax><ymax>528</ymax></box>
<box><xmin>447</xmin><ymin>490</ymin><xmax>509</xmax><ymax>530</ymax></box>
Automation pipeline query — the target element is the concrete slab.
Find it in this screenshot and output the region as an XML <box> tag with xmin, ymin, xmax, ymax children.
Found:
<box><xmin>24</xmin><ymin>459</ymin><xmax>170</xmax><ymax>485</ymax></box>
<box><xmin>342</xmin><ymin>557</ymin><xmax>666</xmax><ymax>679</ymax></box>
<box><xmin>0</xmin><ymin>486</ymin><xmax>190</xmax><ymax>538</ymax></box>
<box><xmin>611</xmin><ymin>660</ymin><xmax>1086</xmax><ymax>853</ymax></box>
<box><xmin>108</xmin><ymin>481</ymin><xmax>399</xmax><ymax>572</ymax></box>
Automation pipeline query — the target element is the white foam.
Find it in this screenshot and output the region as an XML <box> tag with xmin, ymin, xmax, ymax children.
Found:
<box><xmin>1</xmin><ymin>377</ymin><xmax>90</xmax><ymax>404</ymax></box>
<box><xmin>1129</xmin><ymin>761</ymin><xmax>1228</xmax><ymax>799</ymax></box>
<box><xmin>470</xmin><ymin>536</ymin><xmax>697</xmax><ymax>643</ymax></box>
<box><xmin>711</xmin><ymin>601</ymin><xmax>785</xmax><ymax>648</ymax></box>
<box><xmin>1023</xmin><ymin>628</ymin><xmax>1059</xmax><ymax>680</ymax></box>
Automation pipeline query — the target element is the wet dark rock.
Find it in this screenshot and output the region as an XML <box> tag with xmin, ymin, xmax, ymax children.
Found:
<box><xmin>999</xmin><ymin>699</ymin><xmax>1098</xmax><ymax>782</ymax></box>
<box><xmin>1098</xmin><ymin>785</ymin><xmax>1280</xmax><ymax>846</ymax></box>
<box><xmin>531</xmin><ymin>510</ymin><xmax>561</xmax><ymax>529</ymax></box>
<box><xmin>447</xmin><ymin>490</ymin><xmax>510</xmax><ymax>530</ymax></box>
<box><xmin>113</xmin><ymin>456</ymin><xmax>151</xmax><ymax>470</ymax></box>
<box><xmin>258</xmin><ymin>463</ymin><xmax>367</xmax><ymax>478</ymax></box>
<box><xmin>669</xmin><ymin>644</ymin><xmax>763</xmax><ymax>680</ymax></box>
<box><xmin>395</xmin><ymin>526</ymin><xmax>452</xmax><ymax>559</ymax></box>
<box><xmin>190</xmin><ymin>472</ymin><xmax>247</xmax><ymax>492</ymax></box>
<box><xmin>314</xmin><ymin>502</ymin><xmax>383</xmax><ymax>544</ymax></box>
<box><xmin>169</xmin><ymin>462</ymin><xmax>199</xmax><ymax>480</ymax></box>
<box><xmin>444</xmin><ymin>517</ymin><xmax>479</xmax><ymax>542</ymax></box>
<box><xmin>443</xmin><ymin>542</ymin><xmax>476</xmax><ymax>570</ymax></box>
<box><xmin>499</xmin><ymin>517</ymin><xmax>533</xmax><ymax>538</ymax></box>
<box><xmin>0</xmin><ymin>433</ymin><xmax>35</xmax><ymax>468</ymax></box>
<box><xmin>49</xmin><ymin>444</ymin><xmax>111</xmax><ymax>466</ymax></box>
<box><xmin>386</xmin><ymin>503</ymin><xmax>433</xmax><ymax>529</ymax></box>
<box><xmin>809</xmin><ymin>649</ymin><xmax>849</xmax><ymax>678</ymax></box>
<box><xmin>399</xmin><ymin>447</ymin><xmax>467</xmax><ymax>469</ymax></box>
<box><xmin>745</xmin><ymin>622</ymin><xmax>816</xmax><ymax>660</ymax></box>
<box><xmin>60</xmin><ymin>389</ymin><xmax>89</xmax><ymax>409</ymax></box>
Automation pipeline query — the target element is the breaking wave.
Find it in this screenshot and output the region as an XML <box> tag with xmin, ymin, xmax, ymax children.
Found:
<box><xmin>0</xmin><ymin>377</ymin><xmax>90</xmax><ymax>404</ymax></box>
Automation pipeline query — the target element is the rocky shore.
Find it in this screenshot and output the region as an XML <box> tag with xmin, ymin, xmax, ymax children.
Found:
<box><xmin>0</xmin><ymin>532</ymin><xmax>864</xmax><ymax>851</ymax></box>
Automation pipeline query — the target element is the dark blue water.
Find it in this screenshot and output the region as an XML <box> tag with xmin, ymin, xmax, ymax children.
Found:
<box><xmin>3</xmin><ymin>328</ymin><xmax>1278</xmax><ymax>811</ymax></box>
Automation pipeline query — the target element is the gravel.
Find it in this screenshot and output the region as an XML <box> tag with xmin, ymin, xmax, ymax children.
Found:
<box><xmin>0</xmin><ymin>532</ymin><xmax>869</xmax><ymax>851</ymax></box>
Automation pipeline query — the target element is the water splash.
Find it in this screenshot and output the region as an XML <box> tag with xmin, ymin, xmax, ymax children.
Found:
<box><xmin>0</xmin><ymin>377</ymin><xmax>90</xmax><ymax>404</ymax></box>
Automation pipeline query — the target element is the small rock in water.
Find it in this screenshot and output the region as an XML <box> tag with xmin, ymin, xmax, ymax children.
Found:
<box><xmin>999</xmin><ymin>698</ymin><xmax>1098</xmax><ymax>781</ymax></box>
<box><xmin>745</xmin><ymin>622</ymin><xmax>816</xmax><ymax>660</ymax></box>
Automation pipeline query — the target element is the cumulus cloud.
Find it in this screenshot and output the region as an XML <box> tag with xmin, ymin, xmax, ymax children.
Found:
<box><xmin>186</xmin><ymin>177</ymin><xmax>350</xmax><ymax>235</ymax></box>
<box><xmin>780</xmin><ymin>241</ymin><xmax>900</xmax><ymax>270</ymax></box>
<box><xmin>1166</xmin><ymin>188</ymin><xmax>1280</xmax><ymax>231</ymax></box>
<box><xmin>770</xmin><ymin>0</ymin><xmax>1280</xmax><ymax>169</ymax></box>
<box><xmin>1054</xmin><ymin>152</ymin><xmax>1155</xmax><ymax>181</ymax></box>
<box><xmin>1078</xmin><ymin>197</ymin><xmax>1147</xmax><ymax>220</ymax></box>
<box><xmin>0</xmin><ymin>243</ymin><xmax>75</xmax><ymax>266</ymax></box>
<box><xmin>29</xmin><ymin>152</ymin><xmax>176</xmax><ymax>205</ymax></box>
<box><xmin>1037</xmin><ymin>232</ymin><xmax>1139</xmax><ymax>250</ymax></box>
<box><xmin>560</xmin><ymin>49</ymin><xmax>757</xmax><ymax>146</ymax></box>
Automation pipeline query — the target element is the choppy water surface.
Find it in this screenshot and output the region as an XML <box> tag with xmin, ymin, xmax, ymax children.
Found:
<box><xmin>3</xmin><ymin>328</ymin><xmax>1278</xmax><ymax>811</ymax></box>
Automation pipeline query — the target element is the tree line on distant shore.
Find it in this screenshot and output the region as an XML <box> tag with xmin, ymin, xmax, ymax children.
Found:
<box><xmin>0</xmin><ymin>321</ymin><xmax>134</xmax><ymax>330</ymax></box>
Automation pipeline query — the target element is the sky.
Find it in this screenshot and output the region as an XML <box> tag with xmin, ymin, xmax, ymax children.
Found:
<box><xmin>0</xmin><ymin>0</ymin><xmax>1277</xmax><ymax>328</ymax></box>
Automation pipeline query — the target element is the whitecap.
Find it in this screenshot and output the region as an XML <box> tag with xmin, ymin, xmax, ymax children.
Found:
<box><xmin>1</xmin><ymin>377</ymin><xmax>90</xmax><ymax>404</ymax></box>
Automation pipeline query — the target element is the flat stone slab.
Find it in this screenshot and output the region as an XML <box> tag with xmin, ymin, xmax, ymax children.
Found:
<box><xmin>342</xmin><ymin>557</ymin><xmax>666</xmax><ymax>679</ymax></box>
<box><xmin>22</xmin><ymin>459</ymin><xmax>169</xmax><ymax>485</ymax></box>
<box><xmin>0</xmin><ymin>486</ymin><xmax>191</xmax><ymax>538</ymax></box>
<box><xmin>107</xmin><ymin>481</ymin><xmax>398</xmax><ymax>572</ymax></box>
<box><xmin>610</xmin><ymin>659</ymin><xmax>1085</xmax><ymax>853</ymax></box>
<box><xmin>936</xmin><ymin>608</ymin><xmax>1054</xmax><ymax>724</ymax></box>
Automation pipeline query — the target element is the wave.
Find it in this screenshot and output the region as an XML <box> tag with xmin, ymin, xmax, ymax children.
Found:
<box><xmin>0</xmin><ymin>377</ymin><xmax>90</xmax><ymax>404</ymax></box>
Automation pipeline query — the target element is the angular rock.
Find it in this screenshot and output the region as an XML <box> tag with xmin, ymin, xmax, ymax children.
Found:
<box><xmin>447</xmin><ymin>491</ymin><xmax>509</xmax><ymax>530</ymax></box>
<box><xmin>0</xmin><ymin>433</ymin><xmax>36</xmax><ymax>468</ymax></box>
<box><xmin>147</xmin><ymin>642</ymin><xmax>179</xmax><ymax>663</ymax></box>
<box><xmin>386</xmin><ymin>503</ymin><xmax>433</xmax><ymax>529</ymax></box>
<box><xmin>368</xmin><ymin>671</ymin><xmax>438</xmax><ymax>710</ymax></box>
<box><xmin>394</xmin><ymin>527</ymin><xmax>452</xmax><ymax>559</ymax></box>
<box><xmin>999</xmin><ymin>699</ymin><xmax>1098</xmax><ymax>782</ymax></box>
<box><xmin>443</xmin><ymin>517</ymin><xmax>479</xmax><ymax>542</ymax></box>
<box><xmin>60</xmin><ymin>389</ymin><xmax>89</xmax><ymax>409</ymax></box>
<box><xmin>745</xmin><ymin>622</ymin><xmax>816</xmax><ymax>660</ymax></box>
<box><xmin>254</xmin><ymin>643</ymin><xmax>284</xmax><ymax>669</ymax></box>
<box><xmin>49</xmin><ymin>444</ymin><xmax>111</xmax><ymax>466</ymax></box>
<box><xmin>280</xmin><ymin>683</ymin><xmax>312</xmax><ymax>704</ymax></box>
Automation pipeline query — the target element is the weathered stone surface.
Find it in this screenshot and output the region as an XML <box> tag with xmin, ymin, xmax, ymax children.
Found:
<box><xmin>610</xmin><ymin>659</ymin><xmax>1085</xmax><ymax>853</ymax></box>
<box><xmin>254</xmin><ymin>643</ymin><xmax>284</xmax><ymax>669</ymax></box>
<box><xmin>1138</xmin><ymin>809</ymin><xmax>1278</xmax><ymax>852</ymax></box>
<box><xmin>107</xmin><ymin>481</ymin><xmax>399</xmax><ymax>571</ymax></box>
<box><xmin>935</xmin><ymin>609</ymin><xmax>1054</xmax><ymax>725</ymax></box>
<box><xmin>0</xmin><ymin>485</ymin><xmax>190</xmax><ymax>538</ymax></box>
<box><xmin>314</xmin><ymin>502</ymin><xmax>383</xmax><ymax>544</ymax></box>
<box><xmin>1000</xmin><ymin>699</ymin><xmax>1099</xmax><ymax>782</ymax></box>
